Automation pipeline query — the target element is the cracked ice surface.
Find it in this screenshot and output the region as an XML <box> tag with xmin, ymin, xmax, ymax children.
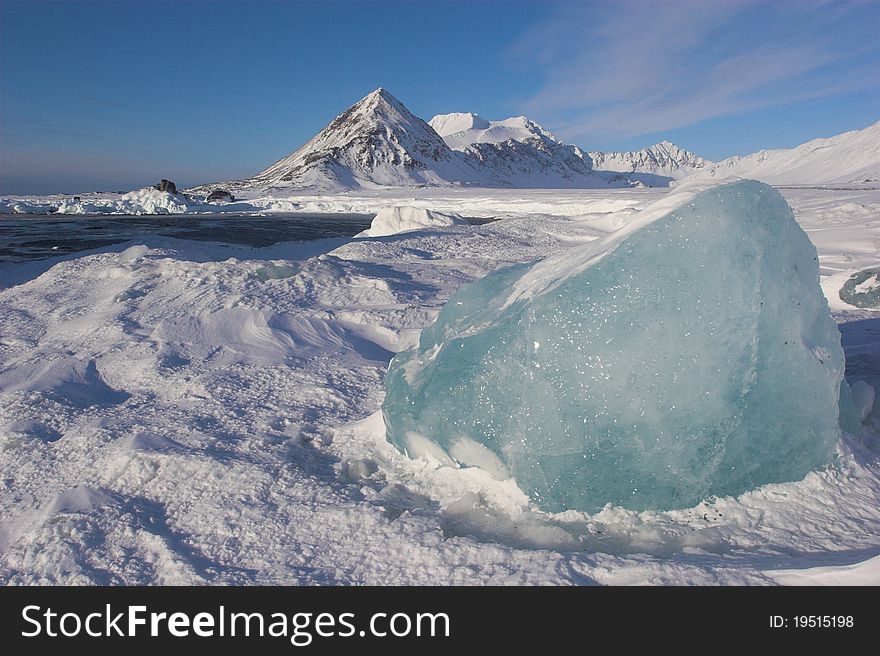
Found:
<box><xmin>383</xmin><ymin>181</ymin><xmax>845</xmax><ymax>513</ymax></box>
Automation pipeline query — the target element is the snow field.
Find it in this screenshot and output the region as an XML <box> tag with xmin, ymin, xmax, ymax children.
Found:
<box><xmin>0</xmin><ymin>186</ymin><xmax>878</xmax><ymax>584</ymax></box>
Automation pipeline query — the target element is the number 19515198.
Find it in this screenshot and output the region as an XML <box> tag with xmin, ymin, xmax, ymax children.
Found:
<box><xmin>793</xmin><ymin>616</ymin><xmax>853</xmax><ymax>628</ymax></box>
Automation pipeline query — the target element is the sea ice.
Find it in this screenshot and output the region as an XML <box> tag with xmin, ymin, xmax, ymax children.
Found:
<box><xmin>383</xmin><ymin>181</ymin><xmax>846</xmax><ymax>513</ymax></box>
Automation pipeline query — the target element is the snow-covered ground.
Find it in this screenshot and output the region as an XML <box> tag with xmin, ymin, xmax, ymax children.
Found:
<box><xmin>0</xmin><ymin>186</ymin><xmax>658</xmax><ymax>218</ymax></box>
<box><xmin>0</xmin><ymin>186</ymin><xmax>878</xmax><ymax>585</ymax></box>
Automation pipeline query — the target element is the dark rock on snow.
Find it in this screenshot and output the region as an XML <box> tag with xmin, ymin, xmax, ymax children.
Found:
<box><xmin>206</xmin><ymin>189</ymin><xmax>235</xmax><ymax>203</ymax></box>
<box><xmin>154</xmin><ymin>179</ymin><xmax>177</xmax><ymax>194</ymax></box>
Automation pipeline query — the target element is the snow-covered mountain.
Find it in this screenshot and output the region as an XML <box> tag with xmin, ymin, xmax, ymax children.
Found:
<box><xmin>124</xmin><ymin>87</ymin><xmax>880</xmax><ymax>195</ymax></box>
<box><xmin>203</xmin><ymin>89</ymin><xmax>712</xmax><ymax>191</ymax></box>
<box><xmin>231</xmin><ymin>88</ymin><xmax>484</xmax><ymax>191</ymax></box>
<box><xmin>215</xmin><ymin>91</ymin><xmax>618</xmax><ymax>191</ymax></box>
<box><xmin>430</xmin><ymin>112</ymin><xmax>610</xmax><ymax>188</ymax></box>
<box><xmin>689</xmin><ymin>121</ymin><xmax>880</xmax><ymax>186</ymax></box>
<box><xmin>430</xmin><ymin>113</ymin><xmax>559</xmax><ymax>151</ymax></box>
<box><xmin>463</xmin><ymin>138</ymin><xmax>609</xmax><ymax>188</ymax></box>
<box><xmin>428</xmin><ymin>111</ymin><xmax>712</xmax><ymax>188</ymax></box>
<box><xmin>589</xmin><ymin>141</ymin><xmax>711</xmax><ymax>180</ymax></box>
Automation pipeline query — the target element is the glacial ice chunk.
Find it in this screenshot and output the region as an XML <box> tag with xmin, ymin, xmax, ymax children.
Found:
<box><xmin>382</xmin><ymin>181</ymin><xmax>845</xmax><ymax>513</ymax></box>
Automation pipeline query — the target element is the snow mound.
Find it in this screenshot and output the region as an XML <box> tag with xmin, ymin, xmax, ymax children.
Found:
<box><xmin>357</xmin><ymin>206</ymin><xmax>468</xmax><ymax>237</ymax></box>
<box><xmin>382</xmin><ymin>180</ymin><xmax>845</xmax><ymax>513</ymax></box>
<box><xmin>117</xmin><ymin>187</ymin><xmax>191</xmax><ymax>214</ymax></box>
<box><xmin>0</xmin><ymin>357</ymin><xmax>130</xmax><ymax>407</ymax></box>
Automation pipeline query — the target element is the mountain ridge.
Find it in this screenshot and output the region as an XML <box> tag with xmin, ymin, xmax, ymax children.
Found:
<box><xmin>687</xmin><ymin>121</ymin><xmax>880</xmax><ymax>186</ymax></box>
<box><xmin>201</xmin><ymin>88</ymin><xmax>877</xmax><ymax>192</ymax></box>
<box><xmin>589</xmin><ymin>141</ymin><xmax>711</xmax><ymax>179</ymax></box>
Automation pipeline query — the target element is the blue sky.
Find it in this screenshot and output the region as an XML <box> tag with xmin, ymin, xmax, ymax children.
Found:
<box><xmin>1</xmin><ymin>0</ymin><xmax>878</xmax><ymax>194</ymax></box>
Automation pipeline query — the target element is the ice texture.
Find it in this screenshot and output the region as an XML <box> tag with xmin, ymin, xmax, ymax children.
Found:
<box><xmin>382</xmin><ymin>181</ymin><xmax>844</xmax><ymax>513</ymax></box>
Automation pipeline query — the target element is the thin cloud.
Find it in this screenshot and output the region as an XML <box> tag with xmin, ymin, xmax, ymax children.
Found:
<box><xmin>513</xmin><ymin>0</ymin><xmax>880</xmax><ymax>143</ymax></box>
<box><xmin>1</xmin><ymin>117</ymin><xmax>101</xmax><ymax>140</ymax></box>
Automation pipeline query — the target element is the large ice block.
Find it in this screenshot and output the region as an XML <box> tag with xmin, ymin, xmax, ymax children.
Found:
<box><xmin>382</xmin><ymin>181</ymin><xmax>844</xmax><ymax>513</ymax></box>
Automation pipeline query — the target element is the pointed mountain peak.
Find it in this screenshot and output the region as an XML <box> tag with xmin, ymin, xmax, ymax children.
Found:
<box><xmin>240</xmin><ymin>86</ymin><xmax>477</xmax><ymax>190</ymax></box>
<box><xmin>648</xmin><ymin>141</ymin><xmax>697</xmax><ymax>158</ymax></box>
<box><xmin>313</xmin><ymin>87</ymin><xmax>425</xmax><ymax>139</ymax></box>
<box><xmin>365</xmin><ymin>86</ymin><xmax>390</xmax><ymax>100</ymax></box>
<box><xmin>358</xmin><ymin>87</ymin><xmax>407</xmax><ymax>111</ymax></box>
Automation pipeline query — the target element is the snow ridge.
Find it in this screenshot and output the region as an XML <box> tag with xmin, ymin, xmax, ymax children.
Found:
<box><xmin>690</xmin><ymin>121</ymin><xmax>880</xmax><ymax>186</ymax></box>
<box><xmin>589</xmin><ymin>141</ymin><xmax>711</xmax><ymax>179</ymax></box>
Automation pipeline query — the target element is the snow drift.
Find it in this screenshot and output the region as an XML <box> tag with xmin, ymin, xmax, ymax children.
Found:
<box><xmin>382</xmin><ymin>180</ymin><xmax>845</xmax><ymax>513</ymax></box>
<box><xmin>358</xmin><ymin>206</ymin><xmax>468</xmax><ymax>237</ymax></box>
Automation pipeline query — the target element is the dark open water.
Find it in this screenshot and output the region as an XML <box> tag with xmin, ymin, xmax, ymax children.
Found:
<box><xmin>0</xmin><ymin>213</ymin><xmax>377</xmax><ymax>263</ymax></box>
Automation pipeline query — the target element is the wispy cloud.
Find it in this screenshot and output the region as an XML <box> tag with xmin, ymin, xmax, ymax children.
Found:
<box><xmin>512</xmin><ymin>0</ymin><xmax>880</xmax><ymax>142</ymax></box>
<box><xmin>84</xmin><ymin>96</ymin><xmax>136</xmax><ymax>111</ymax></box>
<box><xmin>1</xmin><ymin>117</ymin><xmax>101</xmax><ymax>140</ymax></box>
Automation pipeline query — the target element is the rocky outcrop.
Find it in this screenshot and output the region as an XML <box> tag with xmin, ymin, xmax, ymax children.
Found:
<box><xmin>206</xmin><ymin>189</ymin><xmax>235</xmax><ymax>203</ymax></box>
<box><xmin>154</xmin><ymin>179</ymin><xmax>177</xmax><ymax>194</ymax></box>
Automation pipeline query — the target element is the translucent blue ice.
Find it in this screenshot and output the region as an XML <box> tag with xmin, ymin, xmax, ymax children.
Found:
<box><xmin>383</xmin><ymin>181</ymin><xmax>845</xmax><ymax>513</ymax></box>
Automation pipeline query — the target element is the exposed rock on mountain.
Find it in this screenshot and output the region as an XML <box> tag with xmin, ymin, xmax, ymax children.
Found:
<box><xmin>589</xmin><ymin>142</ymin><xmax>711</xmax><ymax>182</ymax></box>
<box><xmin>431</xmin><ymin>112</ymin><xmax>609</xmax><ymax>188</ymax></box>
